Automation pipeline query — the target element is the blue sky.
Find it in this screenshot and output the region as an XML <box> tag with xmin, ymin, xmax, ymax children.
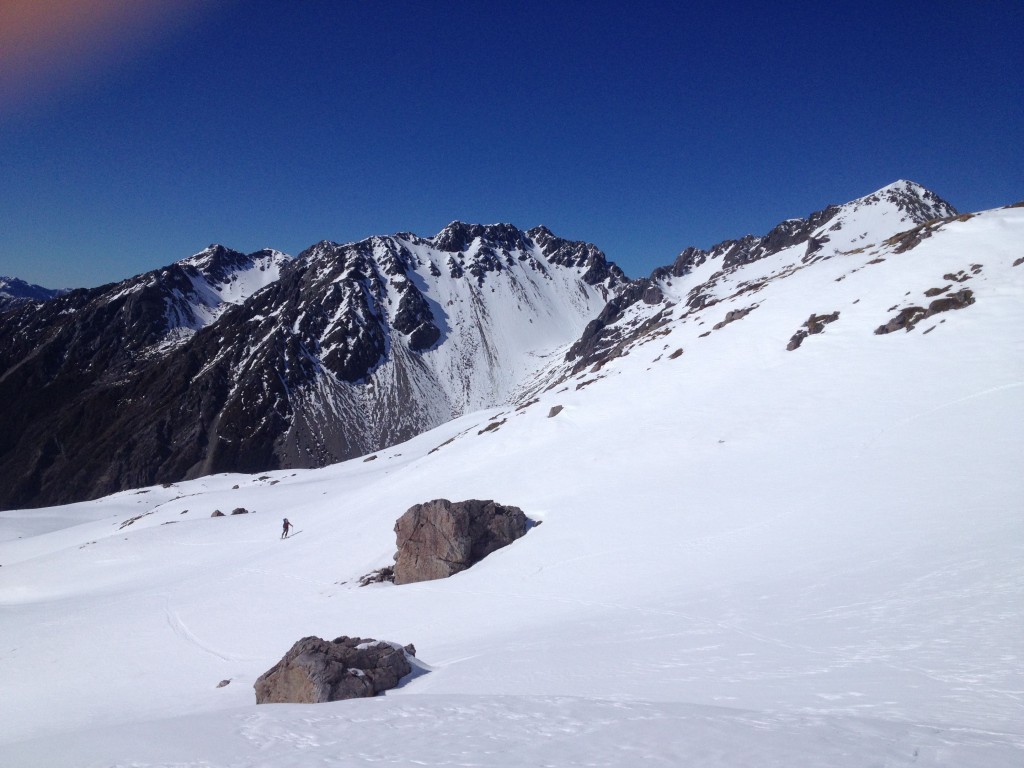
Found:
<box><xmin>1</xmin><ymin>0</ymin><xmax>1021</xmax><ymax>288</ymax></box>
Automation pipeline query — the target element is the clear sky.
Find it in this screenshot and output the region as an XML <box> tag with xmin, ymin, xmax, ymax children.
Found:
<box><xmin>1</xmin><ymin>0</ymin><xmax>1021</xmax><ymax>288</ymax></box>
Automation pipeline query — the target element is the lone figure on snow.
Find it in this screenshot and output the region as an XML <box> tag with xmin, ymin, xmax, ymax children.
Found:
<box><xmin>281</xmin><ymin>518</ymin><xmax>293</xmax><ymax>539</ymax></box>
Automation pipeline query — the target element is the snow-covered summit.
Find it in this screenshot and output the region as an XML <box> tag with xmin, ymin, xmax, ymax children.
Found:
<box><xmin>155</xmin><ymin>244</ymin><xmax>293</xmax><ymax>337</ymax></box>
<box><xmin>861</xmin><ymin>178</ymin><xmax>958</xmax><ymax>220</ymax></box>
<box><xmin>666</xmin><ymin>180</ymin><xmax>956</xmax><ymax>278</ymax></box>
<box><xmin>181</xmin><ymin>244</ymin><xmax>292</xmax><ymax>294</ymax></box>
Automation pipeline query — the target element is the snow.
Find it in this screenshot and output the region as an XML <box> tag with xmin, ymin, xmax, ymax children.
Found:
<box><xmin>1</xmin><ymin>199</ymin><xmax>1022</xmax><ymax>766</ymax></box>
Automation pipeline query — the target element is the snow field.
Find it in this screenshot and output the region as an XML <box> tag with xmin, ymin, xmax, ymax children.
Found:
<box><xmin>0</xmin><ymin>202</ymin><xmax>1022</xmax><ymax>766</ymax></box>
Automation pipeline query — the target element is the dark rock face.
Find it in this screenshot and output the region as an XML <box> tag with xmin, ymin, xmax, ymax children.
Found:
<box><xmin>392</xmin><ymin>281</ymin><xmax>441</xmax><ymax>351</ymax></box>
<box><xmin>874</xmin><ymin>289</ymin><xmax>975</xmax><ymax>334</ymax></box>
<box><xmin>787</xmin><ymin>311</ymin><xmax>841</xmax><ymax>350</ymax></box>
<box><xmin>254</xmin><ymin>636</ymin><xmax>412</xmax><ymax>704</ymax></box>
<box><xmin>712</xmin><ymin>305</ymin><xmax>757</xmax><ymax>331</ymax></box>
<box><xmin>565</xmin><ymin>279</ymin><xmax>668</xmax><ymax>374</ymax></box>
<box><xmin>393</xmin><ymin>499</ymin><xmax>529</xmax><ymax>585</ymax></box>
<box><xmin>433</xmin><ymin>221</ymin><xmax>531</xmax><ymax>254</ymax></box>
<box><xmin>358</xmin><ymin>566</ymin><xmax>395</xmax><ymax>586</ymax></box>
<box><xmin>666</xmin><ymin>204</ymin><xmax>845</xmax><ymax>278</ymax></box>
<box><xmin>0</xmin><ymin>247</ymin><xmax>291</xmax><ymax>510</ymax></box>
<box><xmin>528</xmin><ymin>226</ymin><xmax>627</xmax><ymax>296</ymax></box>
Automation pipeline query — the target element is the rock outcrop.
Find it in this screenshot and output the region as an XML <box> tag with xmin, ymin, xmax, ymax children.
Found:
<box><xmin>254</xmin><ymin>636</ymin><xmax>413</xmax><ymax>704</ymax></box>
<box><xmin>393</xmin><ymin>499</ymin><xmax>529</xmax><ymax>585</ymax></box>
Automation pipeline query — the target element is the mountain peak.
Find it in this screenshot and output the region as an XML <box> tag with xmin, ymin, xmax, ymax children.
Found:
<box><xmin>852</xmin><ymin>179</ymin><xmax>957</xmax><ymax>223</ymax></box>
<box><xmin>664</xmin><ymin>181</ymin><xmax>958</xmax><ymax>279</ymax></box>
<box><xmin>431</xmin><ymin>221</ymin><xmax>531</xmax><ymax>253</ymax></box>
<box><xmin>527</xmin><ymin>225</ymin><xmax>628</xmax><ymax>291</ymax></box>
<box><xmin>0</xmin><ymin>275</ymin><xmax>67</xmax><ymax>311</ymax></box>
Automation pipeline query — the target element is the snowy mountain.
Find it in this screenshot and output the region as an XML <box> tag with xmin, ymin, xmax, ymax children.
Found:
<box><xmin>1</xmin><ymin>185</ymin><xmax>1021</xmax><ymax>767</ymax></box>
<box><xmin>0</xmin><ymin>275</ymin><xmax>66</xmax><ymax>312</ymax></box>
<box><xmin>562</xmin><ymin>180</ymin><xmax>961</xmax><ymax>378</ymax></box>
<box><xmin>0</xmin><ymin>226</ymin><xmax>623</xmax><ymax>510</ymax></box>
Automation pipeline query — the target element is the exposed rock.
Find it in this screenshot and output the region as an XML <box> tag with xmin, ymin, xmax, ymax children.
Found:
<box><xmin>548</xmin><ymin>405</ymin><xmax>564</xmax><ymax>418</ymax></box>
<box><xmin>254</xmin><ymin>635</ymin><xmax>413</xmax><ymax>704</ymax></box>
<box><xmin>216</xmin><ymin>679</ymin><xmax>231</xmax><ymax>688</ymax></box>
<box><xmin>712</xmin><ymin>305</ymin><xmax>757</xmax><ymax>331</ymax></box>
<box><xmin>478</xmin><ymin>419</ymin><xmax>506</xmax><ymax>434</ymax></box>
<box><xmin>393</xmin><ymin>283</ymin><xmax>440</xmax><ymax>352</ymax></box>
<box><xmin>668</xmin><ymin>348</ymin><xmax>684</xmax><ymax>360</ymax></box>
<box><xmin>875</xmin><ymin>289</ymin><xmax>975</xmax><ymax>334</ymax></box>
<box><xmin>230</xmin><ymin>507</ymin><xmax>249</xmax><ymax>515</ymax></box>
<box><xmin>358</xmin><ymin>566</ymin><xmax>395</xmax><ymax>587</ymax></box>
<box><xmin>527</xmin><ymin>225</ymin><xmax>627</xmax><ymax>295</ymax></box>
<box><xmin>925</xmin><ymin>288</ymin><xmax>976</xmax><ymax>315</ymax></box>
<box><xmin>119</xmin><ymin>512</ymin><xmax>153</xmax><ymax>529</ymax></box>
<box><xmin>211</xmin><ymin>510</ymin><xmax>225</xmax><ymax>517</ymax></box>
<box><xmin>875</xmin><ymin>306</ymin><xmax>928</xmax><ymax>335</ymax></box>
<box><xmin>393</xmin><ymin>499</ymin><xmax>529</xmax><ymax>585</ymax></box>
<box><xmin>787</xmin><ymin>311</ymin><xmax>840</xmax><ymax>350</ymax></box>
<box><xmin>565</xmin><ymin>279</ymin><xmax>664</xmax><ymax>374</ymax></box>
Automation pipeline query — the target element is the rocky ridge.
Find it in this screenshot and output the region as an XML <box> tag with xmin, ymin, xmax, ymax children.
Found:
<box><xmin>0</xmin><ymin>225</ymin><xmax>624</xmax><ymax>509</ymax></box>
<box><xmin>0</xmin><ymin>276</ymin><xmax>66</xmax><ymax>313</ymax></box>
<box><xmin>556</xmin><ymin>180</ymin><xmax>959</xmax><ymax>378</ymax></box>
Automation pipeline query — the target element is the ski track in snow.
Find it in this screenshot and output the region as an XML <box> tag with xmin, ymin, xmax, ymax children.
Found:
<box><xmin>164</xmin><ymin>598</ymin><xmax>244</xmax><ymax>663</ymax></box>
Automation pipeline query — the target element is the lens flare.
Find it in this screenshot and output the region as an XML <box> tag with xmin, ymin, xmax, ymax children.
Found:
<box><xmin>0</xmin><ymin>0</ymin><xmax>208</xmax><ymax>117</ymax></box>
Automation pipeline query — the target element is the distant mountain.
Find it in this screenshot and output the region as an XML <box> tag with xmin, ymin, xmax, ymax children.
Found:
<box><xmin>0</xmin><ymin>226</ymin><xmax>624</xmax><ymax>509</ymax></box>
<box><xmin>0</xmin><ymin>276</ymin><xmax>67</xmax><ymax>312</ymax></box>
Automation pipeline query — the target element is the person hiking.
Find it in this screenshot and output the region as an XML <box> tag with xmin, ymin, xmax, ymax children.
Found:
<box><xmin>281</xmin><ymin>518</ymin><xmax>293</xmax><ymax>538</ymax></box>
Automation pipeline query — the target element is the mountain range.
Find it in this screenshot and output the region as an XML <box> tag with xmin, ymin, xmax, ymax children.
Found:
<box><xmin>0</xmin><ymin>180</ymin><xmax>1005</xmax><ymax>511</ymax></box>
<box><xmin>1</xmin><ymin>180</ymin><xmax>1022</xmax><ymax>766</ymax></box>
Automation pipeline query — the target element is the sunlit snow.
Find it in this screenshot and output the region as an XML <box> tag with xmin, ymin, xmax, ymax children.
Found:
<box><xmin>1</xmin><ymin>199</ymin><xmax>1022</xmax><ymax>767</ymax></box>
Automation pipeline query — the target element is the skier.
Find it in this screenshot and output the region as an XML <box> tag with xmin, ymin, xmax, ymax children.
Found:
<box><xmin>281</xmin><ymin>518</ymin><xmax>293</xmax><ymax>539</ymax></box>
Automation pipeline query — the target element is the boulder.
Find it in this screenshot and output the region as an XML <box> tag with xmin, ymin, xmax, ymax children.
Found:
<box><xmin>393</xmin><ymin>498</ymin><xmax>528</xmax><ymax>585</ymax></box>
<box><xmin>254</xmin><ymin>636</ymin><xmax>413</xmax><ymax>704</ymax></box>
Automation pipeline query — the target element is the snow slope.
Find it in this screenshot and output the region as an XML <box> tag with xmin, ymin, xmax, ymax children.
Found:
<box><xmin>0</xmin><ymin>201</ymin><xmax>1022</xmax><ymax>766</ymax></box>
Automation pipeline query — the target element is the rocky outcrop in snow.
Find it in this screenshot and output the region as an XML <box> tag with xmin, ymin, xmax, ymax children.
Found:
<box><xmin>254</xmin><ymin>636</ymin><xmax>413</xmax><ymax>704</ymax></box>
<box><xmin>393</xmin><ymin>499</ymin><xmax>530</xmax><ymax>585</ymax></box>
